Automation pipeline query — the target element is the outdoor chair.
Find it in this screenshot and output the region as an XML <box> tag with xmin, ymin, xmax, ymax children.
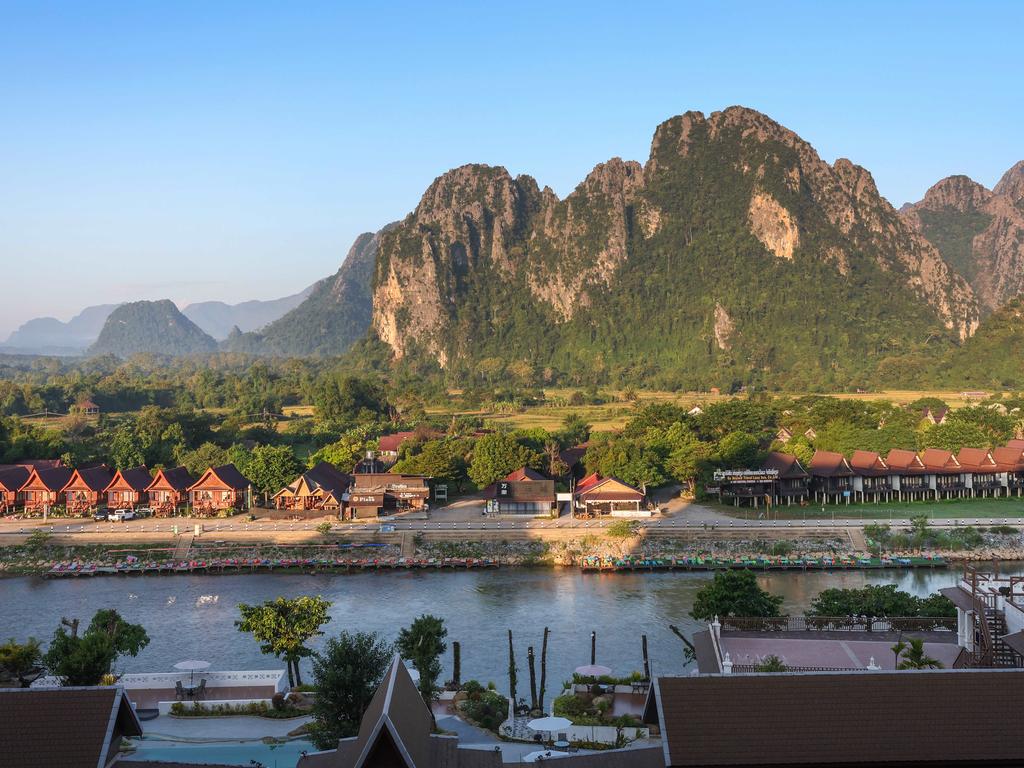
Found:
<box><xmin>195</xmin><ymin>678</ymin><xmax>207</xmax><ymax>700</ymax></box>
<box><xmin>175</xmin><ymin>681</ymin><xmax>185</xmax><ymax>701</ymax></box>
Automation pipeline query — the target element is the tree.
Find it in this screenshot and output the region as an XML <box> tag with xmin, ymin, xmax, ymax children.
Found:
<box><xmin>307</xmin><ymin>631</ymin><xmax>393</xmax><ymax>750</ymax></box>
<box><xmin>808</xmin><ymin>585</ymin><xmax>922</xmax><ymax>618</ymax></box>
<box><xmin>894</xmin><ymin>638</ymin><xmax>943</xmax><ymax>670</ymax></box>
<box><xmin>755</xmin><ymin>654</ymin><xmax>788</xmax><ymax>672</ymax></box>
<box><xmin>396</xmin><ymin>614</ymin><xmax>447</xmax><ymax>702</ymax></box>
<box><xmin>393</xmin><ymin>438</ymin><xmax>469</xmax><ymax>488</ymax></box>
<box><xmin>543</xmin><ymin>440</ymin><xmax>569</xmax><ymax>478</ymax></box>
<box><xmin>43</xmin><ymin>610</ymin><xmax>150</xmax><ymax>686</ymax></box>
<box><xmin>109</xmin><ymin>422</ymin><xmax>147</xmax><ymax>469</ymax></box>
<box><xmin>558</xmin><ymin>413</ymin><xmax>591</xmax><ymax>447</ymax></box>
<box><xmin>177</xmin><ymin>441</ymin><xmax>230</xmax><ymax>477</ymax></box>
<box><xmin>0</xmin><ymin>638</ymin><xmax>44</xmax><ymax>687</ymax></box>
<box><xmin>236</xmin><ymin>596</ymin><xmax>332</xmax><ymax>687</ymax></box>
<box><xmin>690</xmin><ymin>571</ymin><xmax>783</xmax><ymax>621</ymax></box>
<box><xmin>468</xmin><ymin>432</ymin><xmax>540</xmax><ymax>488</ymax></box>
<box><xmin>314</xmin><ymin>375</ymin><xmax>387</xmax><ymax>425</ymax></box>
<box><xmin>237</xmin><ymin>444</ymin><xmax>300</xmax><ymax>495</ymax></box>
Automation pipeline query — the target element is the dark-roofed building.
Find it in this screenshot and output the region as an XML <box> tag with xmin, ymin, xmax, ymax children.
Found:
<box><xmin>0</xmin><ymin>686</ymin><xmax>141</xmax><ymax>768</ymax></box>
<box><xmin>273</xmin><ymin>461</ymin><xmax>352</xmax><ymax>513</ymax></box>
<box><xmin>809</xmin><ymin>450</ymin><xmax>854</xmax><ymax>504</ymax></box>
<box><xmin>559</xmin><ymin>444</ymin><xmax>589</xmax><ymax>485</ymax></box>
<box><xmin>850</xmin><ymin>449</ymin><xmax>893</xmax><ymax>502</ymax></box>
<box><xmin>145</xmin><ymin>466</ymin><xmax>195</xmax><ymax>516</ymax></box>
<box><xmin>761</xmin><ymin>452</ymin><xmax>808</xmax><ymax>505</ymax></box>
<box><xmin>0</xmin><ymin>465</ymin><xmax>30</xmax><ymax>512</ymax></box>
<box><xmin>62</xmin><ymin>465</ymin><xmax>115</xmax><ymax>514</ymax></box>
<box><xmin>885</xmin><ymin>448</ymin><xmax>930</xmax><ymax>500</ymax></box>
<box><xmin>188</xmin><ymin>464</ymin><xmax>253</xmax><ymax>516</ymax></box>
<box><xmin>649</xmin><ymin>669</ymin><xmax>1024</xmax><ymax>767</ymax></box>
<box><xmin>16</xmin><ymin>466</ymin><xmax>74</xmax><ymax>513</ymax></box>
<box><xmin>348</xmin><ymin>473</ymin><xmax>430</xmax><ymax>519</ymax></box>
<box><xmin>104</xmin><ymin>465</ymin><xmax>152</xmax><ymax>509</ymax></box>
<box><xmin>487</xmin><ymin>468</ymin><xmax>556</xmax><ymax>516</ymax></box>
<box><xmin>299</xmin><ymin>656</ymin><xmax>503</xmax><ymax>768</ymax></box>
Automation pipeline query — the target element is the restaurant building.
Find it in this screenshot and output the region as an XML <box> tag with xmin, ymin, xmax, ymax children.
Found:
<box><xmin>104</xmin><ymin>465</ymin><xmax>152</xmax><ymax>510</ymax></box>
<box><xmin>145</xmin><ymin>466</ymin><xmax>195</xmax><ymax>516</ymax></box>
<box><xmin>188</xmin><ymin>464</ymin><xmax>253</xmax><ymax>516</ymax></box>
<box><xmin>572</xmin><ymin>473</ymin><xmax>646</xmax><ymax>517</ymax></box>
<box><xmin>347</xmin><ymin>473</ymin><xmax>431</xmax><ymax>519</ymax></box>
<box><xmin>710</xmin><ymin>452</ymin><xmax>809</xmax><ymax>507</ymax></box>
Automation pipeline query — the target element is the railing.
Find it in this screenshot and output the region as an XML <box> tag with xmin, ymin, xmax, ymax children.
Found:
<box><xmin>720</xmin><ymin>615</ymin><xmax>957</xmax><ymax>633</ymax></box>
<box><xmin>731</xmin><ymin>664</ymin><xmax>854</xmax><ymax>673</ymax></box>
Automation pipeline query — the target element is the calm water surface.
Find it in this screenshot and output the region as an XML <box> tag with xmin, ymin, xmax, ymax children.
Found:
<box><xmin>0</xmin><ymin>567</ymin><xmax>1014</xmax><ymax>686</ymax></box>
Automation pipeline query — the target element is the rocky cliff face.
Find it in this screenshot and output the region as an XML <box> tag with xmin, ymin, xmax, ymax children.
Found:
<box><xmin>368</xmin><ymin>106</ymin><xmax>981</xmax><ymax>384</ymax></box>
<box><xmin>903</xmin><ymin>164</ymin><xmax>1024</xmax><ymax>314</ymax></box>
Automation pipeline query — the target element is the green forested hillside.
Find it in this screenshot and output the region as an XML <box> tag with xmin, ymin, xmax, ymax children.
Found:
<box><xmin>89</xmin><ymin>300</ymin><xmax>217</xmax><ymax>358</ymax></box>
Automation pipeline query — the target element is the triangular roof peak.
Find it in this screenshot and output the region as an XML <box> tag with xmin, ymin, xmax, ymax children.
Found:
<box><xmin>351</xmin><ymin>655</ymin><xmax>433</xmax><ymax>768</ymax></box>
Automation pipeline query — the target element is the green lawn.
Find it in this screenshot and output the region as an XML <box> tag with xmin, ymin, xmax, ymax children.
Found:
<box><xmin>714</xmin><ymin>496</ymin><xmax>1024</xmax><ymax>520</ymax></box>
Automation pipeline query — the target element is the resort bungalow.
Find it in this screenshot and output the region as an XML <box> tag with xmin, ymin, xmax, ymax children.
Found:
<box><xmin>956</xmin><ymin>447</ymin><xmax>1001</xmax><ymax>497</ymax></box>
<box><xmin>145</xmin><ymin>466</ymin><xmax>195</xmax><ymax>516</ymax></box>
<box><xmin>0</xmin><ymin>466</ymin><xmax>29</xmax><ymax>512</ymax></box>
<box><xmin>487</xmin><ymin>467</ymin><xmax>557</xmax><ymax>517</ymax></box>
<box><xmin>188</xmin><ymin>464</ymin><xmax>253</xmax><ymax>516</ymax></box>
<box><xmin>921</xmin><ymin>448</ymin><xmax>965</xmax><ymax>499</ymax></box>
<box><xmin>62</xmin><ymin>465</ymin><xmax>115</xmax><ymax>515</ymax></box>
<box><xmin>347</xmin><ymin>473</ymin><xmax>431</xmax><ymax>519</ymax></box>
<box><xmin>775</xmin><ymin>426</ymin><xmax>793</xmax><ymax>444</ymax></box>
<box><xmin>104</xmin><ymin>466</ymin><xmax>152</xmax><ymax>510</ymax></box>
<box><xmin>809</xmin><ymin>450</ymin><xmax>854</xmax><ymax>504</ymax></box>
<box><xmin>762</xmin><ymin>452</ymin><xmax>809</xmax><ymax>505</ymax></box>
<box><xmin>17</xmin><ymin>466</ymin><xmax>73</xmax><ymax>513</ymax></box>
<box><xmin>572</xmin><ymin>473</ymin><xmax>646</xmax><ymax>518</ymax></box>
<box><xmin>849</xmin><ymin>450</ymin><xmax>893</xmax><ymax>502</ymax></box>
<box><xmin>994</xmin><ymin>445</ymin><xmax>1024</xmax><ymax>496</ymax></box>
<box><xmin>884</xmin><ymin>449</ymin><xmax>930</xmax><ymax>500</ymax></box>
<box><xmin>273</xmin><ymin>461</ymin><xmax>351</xmax><ymax>513</ymax></box>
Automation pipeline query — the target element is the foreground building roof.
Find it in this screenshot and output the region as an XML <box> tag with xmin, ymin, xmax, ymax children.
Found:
<box><xmin>651</xmin><ymin>669</ymin><xmax>1024</xmax><ymax>767</ymax></box>
<box><xmin>0</xmin><ymin>686</ymin><xmax>142</xmax><ymax>768</ymax></box>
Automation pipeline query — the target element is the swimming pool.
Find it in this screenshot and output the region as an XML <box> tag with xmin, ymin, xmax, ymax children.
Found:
<box><xmin>122</xmin><ymin>737</ymin><xmax>316</xmax><ymax>767</ymax></box>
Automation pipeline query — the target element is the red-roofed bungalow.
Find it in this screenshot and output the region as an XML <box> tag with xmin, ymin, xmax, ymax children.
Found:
<box><xmin>145</xmin><ymin>467</ymin><xmax>195</xmax><ymax>516</ymax></box>
<box><xmin>850</xmin><ymin>450</ymin><xmax>893</xmax><ymax>503</ymax></box>
<box><xmin>809</xmin><ymin>451</ymin><xmax>855</xmax><ymax>505</ymax></box>
<box><xmin>956</xmin><ymin>448</ymin><xmax>1001</xmax><ymax>497</ymax></box>
<box><xmin>62</xmin><ymin>466</ymin><xmax>115</xmax><ymax>515</ymax></box>
<box><xmin>885</xmin><ymin>449</ymin><xmax>930</xmax><ymax>501</ymax></box>
<box><xmin>572</xmin><ymin>473</ymin><xmax>646</xmax><ymax>519</ymax></box>
<box><xmin>0</xmin><ymin>466</ymin><xmax>29</xmax><ymax>512</ymax></box>
<box><xmin>17</xmin><ymin>467</ymin><xmax>73</xmax><ymax>514</ymax></box>
<box><xmin>188</xmin><ymin>464</ymin><xmax>253</xmax><ymax>517</ymax></box>
<box><xmin>994</xmin><ymin>446</ymin><xmax>1024</xmax><ymax>496</ymax></box>
<box><xmin>921</xmin><ymin>448</ymin><xmax>964</xmax><ymax>498</ymax></box>
<box><xmin>104</xmin><ymin>466</ymin><xmax>152</xmax><ymax>510</ymax></box>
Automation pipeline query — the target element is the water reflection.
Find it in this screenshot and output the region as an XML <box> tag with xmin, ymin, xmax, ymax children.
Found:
<box><xmin>2</xmin><ymin>565</ymin><xmax>1018</xmax><ymax>688</ymax></box>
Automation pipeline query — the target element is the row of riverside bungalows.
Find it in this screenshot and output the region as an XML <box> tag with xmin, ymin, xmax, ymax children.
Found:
<box><xmin>0</xmin><ymin>462</ymin><xmax>253</xmax><ymax>517</ymax></box>
<box><xmin>717</xmin><ymin>441</ymin><xmax>1024</xmax><ymax>506</ymax></box>
<box><xmin>272</xmin><ymin>461</ymin><xmax>432</xmax><ymax>520</ymax></box>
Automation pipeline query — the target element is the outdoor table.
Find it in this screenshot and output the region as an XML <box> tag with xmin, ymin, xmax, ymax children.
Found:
<box><xmin>553</xmin><ymin>740</ymin><xmax>570</xmax><ymax>750</ymax></box>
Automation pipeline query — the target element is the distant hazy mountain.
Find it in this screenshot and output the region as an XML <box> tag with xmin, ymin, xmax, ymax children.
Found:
<box><xmin>1</xmin><ymin>304</ymin><xmax>121</xmax><ymax>355</ymax></box>
<box><xmin>222</xmin><ymin>227</ymin><xmax>387</xmax><ymax>356</ymax></box>
<box><xmin>182</xmin><ymin>285</ymin><xmax>315</xmax><ymax>340</ymax></box>
<box><xmin>89</xmin><ymin>300</ymin><xmax>217</xmax><ymax>357</ymax></box>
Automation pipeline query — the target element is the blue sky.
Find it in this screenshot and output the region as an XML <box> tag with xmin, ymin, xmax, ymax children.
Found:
<box><xmin>1</xmin><ymin>1</ymin><xmax>1021</xmax><ymax>337</ymax></box>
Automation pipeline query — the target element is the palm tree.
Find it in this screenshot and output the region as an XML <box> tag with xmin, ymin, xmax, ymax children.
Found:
<box><xmin>895</xmin><ymin>638</ymin><xmax>943</xmax><ymax>670</ymax></box>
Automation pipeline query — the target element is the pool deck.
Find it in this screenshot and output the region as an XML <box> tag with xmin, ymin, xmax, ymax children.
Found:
<box><xmin>142</xmin><ymin>712</ymin><xmax>310</xmax><ymax>739</ymax></box>
<box><xmin>127</xmin><ymin>683</ymin><xmax>278</xmax><ymax>709</ymax></box>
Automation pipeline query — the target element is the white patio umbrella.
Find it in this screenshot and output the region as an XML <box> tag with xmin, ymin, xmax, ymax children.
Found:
<box><xmin>522</xmin><ymin>750</ymin><xmax>571</xmax><ymax>762</ymax></box>
<box><xmin>173</xmin><ymin>659</ymin><xmax>210</xmax><ymax>686</ymax></box>
<box><xmin>527</xmin><ymin>715</ymin><xmax>572</xmax><ymax>742</ymax></box>
<box><xmin>574</xmin><ymin>664</ymin><xmax>611</xmax><ymax>678</ymax></box>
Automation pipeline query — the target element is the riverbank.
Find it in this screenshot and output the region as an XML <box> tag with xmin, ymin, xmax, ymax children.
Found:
<box><xmin>4</xmin><ymin>524</ymin><xmax>1024</xmax><ymax>576</ymax></box>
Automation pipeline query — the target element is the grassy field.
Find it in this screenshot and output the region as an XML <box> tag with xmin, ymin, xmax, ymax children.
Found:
<box><xmin>715</xmin><ymin>496</ymin><xmax>1024</xmax><ymax>521</ymax></box>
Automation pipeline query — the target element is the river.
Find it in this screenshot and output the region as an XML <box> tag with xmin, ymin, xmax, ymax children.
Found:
<box><xmin>0</xmin><ymin>566</ymin><xmax>1010</xmax><ymax>687</ymax></box>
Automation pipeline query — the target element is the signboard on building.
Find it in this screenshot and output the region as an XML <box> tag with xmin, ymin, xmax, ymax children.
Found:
<box><xmin>498</xmin><ymin>481</ymin><xmax>510</xmax><ymax>497</ymax></box>
<box><xmin>712</xmin><ymin>469</ymin><xmax>779</xmax><ymax>482</ymax></box>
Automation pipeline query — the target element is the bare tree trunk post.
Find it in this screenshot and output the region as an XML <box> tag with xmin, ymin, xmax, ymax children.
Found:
<box><xmin>539</xmin><ymin>627</ymin><xmax>549</xmax><ymax>713</ymax></box>
<box><xmin>527</xmin><ymin>646</ymin><xmax>538</xmax><ymax>712</ymax></box>
<box><xmin>507</xmin><ymin>630</ymin><xmax>517</xmax><ymax>711</ymax></box>
<box><xmin>642</xmin><ymin>634</ymin><xmax>651</xmax><ymax>680</ymax></box>
<box><xmin>590</xmin><ymin>631</ymin><xmax>596</xmax><ymax>665</ymax></box>
<box><xmin>453</xmin><ymin>641</ymin><xmax>461</xmax><ymax>688</ymax></box>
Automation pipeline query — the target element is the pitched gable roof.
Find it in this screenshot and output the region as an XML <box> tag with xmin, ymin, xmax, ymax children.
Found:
<box><xmin>21</xmin><ymin>466</ymin><xmax>75</xmax><ymax>493</ymax></box>
<box><xmin>0</xmin><ymin>465</ymin><xmax>30</xmax><ymax>492</ymax></box>
<box><xmin>761</xmin><ymin>452</ymin><xmax>808</xmax><ymax>479</ymax></box>
<box><xmin>1008</xmin><ymin>439</ymin><xmax>1024</xmax><ymax>450</ymax></box>
<box><xmin>808</xmin><ymin>450</ymin><xmax>853</xmax><ymax>477</ymax></box>
<box><xmin>378</xmin><ymin>432</ymin><xmax>417</xmax><ymax>453</ymax></box>
<box><xmin>274</xmin><ymin>462</ymin><xmax>351</xmax><ymax>500</ymax></box>
<box><xmin>349</xmin><ymin>656</ymin><xmax>434</xmax><ymax>768</ymax></box>
<box><xmin>993</xmin><ymin>446</ymin><xmax>1024</xmax><ymax>471</ymax></box>
<box><xmin>850</xmin><ymin>450</ymin><xmax>889</xmax><ymax>476</ymax></box>
<box><xmin>63</xmin><ymin>465</ymin><xmax>115</xmax><ymax>493</ymax></box>
<box><xmin>105</xmin><ymin>466</ymin><xmax>152</xmax><ymax>493</ymax></box>
<box><xmin>504</xmin><ymin>466</ymin><xmax>546</xmax><ymax>482</ymax></box>
<box><xmin>920</xmin><ymin>448</ymin><xmax>961</xmax><ymax>472</ymax></box>
<box><xmin>189</xmin><ymin>464</ymin><xmax>252</xmax><ymax>491</ymax></box>
<box><xmin>0</xmin><ymin>686</ymin><xmax>142</xmax><ymax>768</ymax></box>
<box><xmin>956</xmin><ymin>447</ymin><xmax>997</xmax><ymax>471</ymax></box>
<box><xmin>575</xmin><ymin>474</ymin><xmax>645</xmax><ymax>499</ymax></box>
<box><xmin>885</xmin><ymin>448</ymin><xmax>926</xmax><ymax>472</ymax></box>
<box><xmin>146</xmin><ymin>466</ymin><xmax>195</xmax><ymax>492</ymax></box>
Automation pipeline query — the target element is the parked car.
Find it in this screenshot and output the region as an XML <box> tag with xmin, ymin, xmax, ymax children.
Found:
<box><xmin>93</xmin><ymin>510</ymin><xmax>110</xmax><ymax>522</ymax></box>
<box><xmin>135</xmin><ymin>507</ymin><xmax>153</xmax><ymax>518</ymax></box>
<box><xmin>109</xmin><ymin>509</ymin><xmax>136</xmax><ymax>522</ymax></box>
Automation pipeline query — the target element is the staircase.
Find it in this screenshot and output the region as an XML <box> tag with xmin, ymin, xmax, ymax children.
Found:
<box><xmin>173</xmin><ymin>535</ymin><xmax>194</xmax><ymax>561</ymax></box>
<box><xmin>983</xmin><ymin>607</ymin><xmax>1017</xmax><ymax>667</ymax></box>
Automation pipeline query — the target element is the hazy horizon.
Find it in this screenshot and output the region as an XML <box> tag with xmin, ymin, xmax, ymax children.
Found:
<box><xmin>2</xmin><ymin>1</ymin><xmax>1022</xmax><ymax>337</ymax></box>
